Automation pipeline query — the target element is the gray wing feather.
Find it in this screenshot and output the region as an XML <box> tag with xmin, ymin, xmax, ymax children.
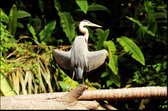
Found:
<box><xmin>53</xmin><ymin>49</ymin><xmax>72</xmax><ymax>70</ymax></box>
<box><xmin>86</xmin><ymin>49</ymin><xmax>108</xmax><ymax>72</ymax></box>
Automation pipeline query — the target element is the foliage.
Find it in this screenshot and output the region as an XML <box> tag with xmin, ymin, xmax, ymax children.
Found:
<box><xmin>2</xmin><ymin>4</ymin><xmax>31</xmax><ymax>36</ymax></box>
<box><xmin>117</xmin><ymin>36</ymin><xmax>145</xmax><ymax>66</ymax></box>
<box><xmin>0</xmin><ymin>0</ymin><xmax>167</xmax><ymax>110</ymax></box>
<box><xmin>126</xmin><ymin>16</ymin><xmax>155</xmax><ymax>37</ymax></box>
<box><xmin>75</xmin><ymin>0</ymin><xmax>88</xmax><ymax>14</ymax></box>
<box><xmin>58</xmin><ymin>12</ymin><xmax>76</xmax><ymax>43</ymax></box>
<box><xmin>27</xmin><ymin>21</ymin><xmax>56</xmax><ymax>44</ymax></box>
<box><xmin>0</xmin><ymin>73</ymin><xmax>17</xmax><ymax>96</ymax></box>
<box><xmin>0</xmin><ymin>9</ymin><xmax>59</xmax><ymax>94</ymax></box>
<box><xmin>104</xmin><ymin>40</ymin><xmax>118</xmax><ymax>75</ymax></box>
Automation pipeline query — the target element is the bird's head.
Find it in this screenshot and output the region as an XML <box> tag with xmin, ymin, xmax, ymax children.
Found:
<box><xmin>80</xmin><ymin>20</ymin><xmax>102</xmax><ymax>28</ymax></box>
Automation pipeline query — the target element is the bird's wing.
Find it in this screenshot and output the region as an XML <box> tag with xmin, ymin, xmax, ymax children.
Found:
<box><xmin>53</xmin><ymin>49</ymin><xmax>72</xmax><ymax>70</ymax></box>
<box><xmin>86</xmin><ymin>49</ymin><xmax>108</xmax><ymax>72</ymax></box>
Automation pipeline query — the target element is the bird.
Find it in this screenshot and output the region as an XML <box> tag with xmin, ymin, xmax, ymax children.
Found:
<box><xmin>53</xmin><ymin>20</ymin><xmax>108</xmax><ymax>83</ymax></box>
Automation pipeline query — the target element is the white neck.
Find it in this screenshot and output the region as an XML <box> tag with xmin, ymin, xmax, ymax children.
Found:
<box><xmin>79</xmin><ymin>24</ymin><xmax>89</xmax><ymax>42</ymax></box>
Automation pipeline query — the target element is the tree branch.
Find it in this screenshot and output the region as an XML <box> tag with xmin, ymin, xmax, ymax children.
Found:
<box><xmin>79</xmin><ymin>86</ymin><xmax>167</xmax><ymax>100</ymax></box>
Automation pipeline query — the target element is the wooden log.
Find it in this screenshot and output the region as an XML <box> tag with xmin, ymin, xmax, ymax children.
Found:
<box><xmin>1</xmin><ymin>84</ymin><xmax>99</xmax><ymax>110</ymax></box>
<box><xmin>1</xmin><ymin>86</ymin><xmax>167</xmax><ymax>109</ymax></box>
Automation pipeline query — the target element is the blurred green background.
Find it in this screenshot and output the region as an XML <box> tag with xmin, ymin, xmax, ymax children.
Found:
<box><xmin>0</xmin><ymin>0</ymin><xmax>167</xmax><ymax>110</ymax></box>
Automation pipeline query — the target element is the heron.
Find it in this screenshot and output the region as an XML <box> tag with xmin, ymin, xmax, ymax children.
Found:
<box><xmin>53</xmin><ymin>20</ymin><xmax>108</xmax><ymax>83</ymax></box>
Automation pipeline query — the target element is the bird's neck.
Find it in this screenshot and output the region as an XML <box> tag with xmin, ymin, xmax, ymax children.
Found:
<box><xmin>79</xmin><ymin>25</ymin><xmax>89</xmax><ymax>41</ymax></box>
<box><xmin>83</xmin><ymin>28</ymin><xmax>89</xmax><ymax>40</ymax></box>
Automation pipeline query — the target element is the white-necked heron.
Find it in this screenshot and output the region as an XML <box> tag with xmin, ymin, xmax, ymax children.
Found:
<box><xmin>53</xmin><ymin>20</ymin><xmax>108</xmax><ymax>82</ymax></box>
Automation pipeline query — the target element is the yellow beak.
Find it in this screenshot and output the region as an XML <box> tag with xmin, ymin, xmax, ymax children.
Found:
<box><xmin>89</xmin><ymin>22</ymin><xmax>102</xmax><ymax>28</ymax></box>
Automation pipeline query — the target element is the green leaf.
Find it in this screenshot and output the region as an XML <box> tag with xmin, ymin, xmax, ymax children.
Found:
<box><xmin>96</xmin><ymin>29</ymin><xmax>109</xmax><ymax>50</ymax></box>
<box><xmin>109</xmin><ymin>72</ymin><xmax>120</xmax><ymax>87</ymax></box>
<box><xmin>0</xmin><ymin>9</ymin><xmax>9</xmax><ymax>23</ymax></box>
<box><xmin>54</xmin><ymin>0</ymin><xmax>61</xmax><ymax>12</ymax></box>
<box><xmin>117</xmin><ymin>36</ymin><xmax>145</xmax><ymax>65</ymax></box>
<box><xmin>103</xmin><ymin>68</ymin><xmax>120</xmax><ymax>87</ymax></box>
<box><xmin>106</xmin><ymin>79</ymin><xmax>113</xmax><ymax>87</ymax></box>
<box><xmin>17</xmin><ymin>22</ymin><xmax>24</xmax><ymax>28</ymax></box>
<box><xmin>126</xmin><ymin>16</ymin><xmax>155</xmax><ymax>37</ymax></box>
<box><xmin>39</xmin><ymin>21</ymin><xmax>56</xmax><ymax>43</ymax></box>
<box><xmin>58</xmin><ymin>66</ymin><xmax>79</xmax><ymax>91</ymax></box>
<box><xmin>0</xmin><ymin>73</ymin><xmax>17</xmax><ymax>96</ymax></box>
<box><xmin>16</xmin><ymin>10</ymin><xmax>31</xmax><ymax>19</ymax></box>
<box><xmin>8</xmin><ymin>4</ymin><xmax>17</xmax><ymax>35</ymax></box>
<box><xmin>27</xmin><ymin>24</ymin><xmax>39</xmax><ymax>44</ymax></box>
<box><xmin>58</xmin><ymin>12</ymin><xmax>76</xmax><ymax>43</ymax></box>
<box><xmin>75</xmin><ymin>0</ymin><xmax>88</xmax><ymax>14</ymax></box>
<box><xmin>144</xmin><ymin>1</ymin><xmax>155</xmax><ymax>22</ymax></box>
<box><xmin>88</xmin><ymin>3</ymin><xmax>111</xmax><ymax>13</ymax></box>
<box><xmin>104</xmin><ymin>40</ymin><xmax>118</xmax><ymax>75</ymax></box>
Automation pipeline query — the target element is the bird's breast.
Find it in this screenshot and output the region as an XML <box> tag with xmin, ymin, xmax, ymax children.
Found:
<box><xmin>70</xmin><ymin>36</ymin><xmax>88</xmax><ymax>69</ymax></box>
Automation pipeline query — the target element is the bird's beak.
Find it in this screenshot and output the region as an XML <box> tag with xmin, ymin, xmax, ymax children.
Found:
<box><xmin>89</xmin><ymin>23</ymin><xmax>102</xmax><ymax>28</ymax></box>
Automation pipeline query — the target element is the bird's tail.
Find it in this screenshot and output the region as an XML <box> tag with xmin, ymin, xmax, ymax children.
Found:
<box><xmin>75</xmin><ymin>67</ymin><xmax>83</xmax><ymax>80</ymax></box>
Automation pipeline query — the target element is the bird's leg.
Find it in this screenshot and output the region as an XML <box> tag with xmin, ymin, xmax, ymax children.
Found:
<box><xmin>68</xmin><ymin>71</ymin><xmax>75</xmax><ymax>91</ymax></box>
<box><xmin>82</xmin><ymin>77</ymin><xmax>85</xmax><ymax>84</ymax></box>
<box><xmin>77</xmin><ymin>76</ymin><xmax>85</xmax><ymax>84</ymax></box>
<box><xmin>78</xmin><ymin>79</ymin><xmax>83</xmax><ymax>84</ymax></box>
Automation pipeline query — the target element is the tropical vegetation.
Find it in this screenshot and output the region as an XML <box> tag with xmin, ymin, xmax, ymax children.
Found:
<box><xmin>0</xmin><ymin>0</ymin><xmax>167</xmax><ymax>110</ymax></box>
